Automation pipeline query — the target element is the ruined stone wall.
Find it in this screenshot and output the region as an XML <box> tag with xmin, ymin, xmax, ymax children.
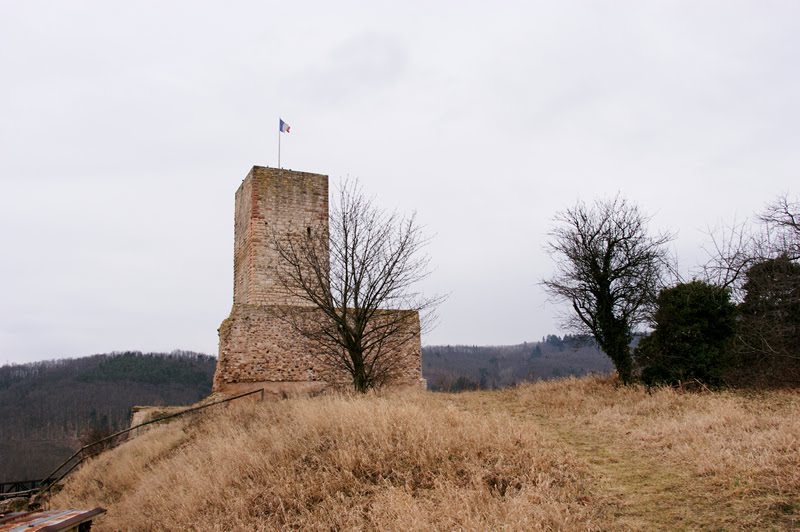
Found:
<box><xmin>213</xmin><ymin>305</ymin><xmax>423</xmax><ymax>395</ymax></box>
<box><xmin>215</xmin><ymin>305</ymin><xmax>331</xmax><ymax>387</ymax></box>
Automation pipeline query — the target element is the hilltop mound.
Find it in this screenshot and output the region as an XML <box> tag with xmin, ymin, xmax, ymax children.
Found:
<box><xmin>53</xmin><ymin>376</ymin><xmax>799</xmax><ymax>530</ymax></box>
<box><xmin>52</xmin><ymin>390</ymin><xmax>599</xmax><ymax>529</ymax></box>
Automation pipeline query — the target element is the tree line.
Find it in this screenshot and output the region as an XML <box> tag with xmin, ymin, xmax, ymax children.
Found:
<box><xmin>422</xmin><ymin>337</ymin><xmax>613</xmax><ymax>392</ymax></box>
<box><xmin>543</xmin><ymin>193</ymin><xmax>800</xmax><ymax>387</ymax></box>
<box><xmin>267</xmin><ymin>179</ymin><xmax>799</xmax><ymax>392</ymax></box>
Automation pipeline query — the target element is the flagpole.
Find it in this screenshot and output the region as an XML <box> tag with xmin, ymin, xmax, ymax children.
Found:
<box><xmin>278</xmin><ymin>126</ymin><xmax>281</xmax><ymax>169</ymax></box>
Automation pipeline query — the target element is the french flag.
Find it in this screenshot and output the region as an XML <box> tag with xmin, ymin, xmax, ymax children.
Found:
<box><xmin>279</xmin><ymin>118</ymin><xmax>291</xmax><ymax>133</ymax></box>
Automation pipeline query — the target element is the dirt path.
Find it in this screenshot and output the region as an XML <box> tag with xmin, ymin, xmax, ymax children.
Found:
<box><xmin>533</xmin><ymin>418</ymin><xmax>727</xmax><ymax>530</ymax></box>
<box><xmin>444</xmin><ymin>392</ymin><xmax>760</xmax><ymax>530</ymax></box>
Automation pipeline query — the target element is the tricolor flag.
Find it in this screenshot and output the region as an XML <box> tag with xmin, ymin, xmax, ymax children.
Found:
<box><xmin>279</xmin><ymin>118</ymin><xmax>291</xmax><ymax>133</ymax></box>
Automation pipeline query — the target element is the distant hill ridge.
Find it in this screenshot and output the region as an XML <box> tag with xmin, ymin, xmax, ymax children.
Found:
<box><xmin>422</xmin><ymin>334</ymin><xmax>614</xmax><ymax>391</ymax></box>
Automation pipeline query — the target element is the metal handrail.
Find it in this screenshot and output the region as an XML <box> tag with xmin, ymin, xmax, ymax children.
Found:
<box><xmin>8</xmin><ymin>388</ymin><xmax>266</xmax><ymax>503</ymax></box>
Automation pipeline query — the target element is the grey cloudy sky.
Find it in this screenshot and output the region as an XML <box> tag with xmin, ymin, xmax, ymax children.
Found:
<box><xmin>1</xmin><ymin>1</ymin><xmax>798</xmax><ymax>364</ymax></box>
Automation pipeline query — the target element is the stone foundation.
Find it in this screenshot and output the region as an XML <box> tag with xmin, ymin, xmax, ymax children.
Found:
<box><xmin>213</xmin><ymin>303</ymin><xmax>424</xmax><ymax>394</ymax></box>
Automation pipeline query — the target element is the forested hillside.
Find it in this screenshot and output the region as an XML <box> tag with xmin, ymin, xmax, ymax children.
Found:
<box><xmin>0</xmin><ymin>351</ymin><xmax>215</xmax><ymax>481</ymax></box>
<box><xmin>422</xmin><ymin>335</ymin><xmax>614</xmax><ymax>391</ymax></box>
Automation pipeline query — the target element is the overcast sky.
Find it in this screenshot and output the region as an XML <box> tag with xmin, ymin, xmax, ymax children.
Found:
<box><xmin>1</xmin><ymin>1</ymin><xmax>798</xmax><ymax>364</ymax></box>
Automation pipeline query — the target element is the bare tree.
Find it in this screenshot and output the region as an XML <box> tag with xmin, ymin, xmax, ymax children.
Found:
<box><xmin>738</xmin><ymin>256</ymin><xmax>800</xmax><ymax>352</ymax></box>
<box><xmin>759</xmin><ymin>194</ymin><xmax>800</xmax><ymax>260</ymax></box>
<box><xmin>542</xmin><ymin>196</ymin><xmax>673</xmax><ymax>384</ymax></box>
<box><xmin>272</xmin><ymin>181</ymin><xmax>442</xmax><ymax>393</ymax></box>
<box><xmin>703</xmin><ymin>194</ymin><xmax>800</xmax><ymax>299</ymax></box>
<box><xmin>703</xmin><ymin>194</ymin><xmax>800</xmax><ymax>385</ymax></box>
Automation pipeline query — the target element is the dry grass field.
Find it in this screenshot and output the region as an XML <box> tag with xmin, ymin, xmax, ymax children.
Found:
<box><xmin>53</xmin><ymin>376</ymin><xmax>799</xmax><ymax>530</ymax></box>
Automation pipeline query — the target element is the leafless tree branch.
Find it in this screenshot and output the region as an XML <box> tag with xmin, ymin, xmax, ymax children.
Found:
<box><xmin>703</xmin><ymin>194</ymin><xmax>800</xmax><ymax>385</ymax></box>
<box><xmin>541</xmin><ymin>195</ymin><xmax>674</xmax><ymax>384</ymax></box>
<box><xmin>272</xmin><ymin>180</ymin><xmax>444</xmax><ymax>392</ymax></box>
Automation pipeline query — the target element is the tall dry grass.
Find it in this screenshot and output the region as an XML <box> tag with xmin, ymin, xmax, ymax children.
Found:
<box><xmin>52</xmin><ymin>377</ymin><xmax>799</xmax><ymax>530</ymax></box>
<box><xmin>53</xmin><ymin>390</ymin><xmax>605</xmax><ymax>530</ymax></box>
<box><xmin>455</xmin><ymin>376</ymin><xmax>800</xmax><ymax>529</ymax></box>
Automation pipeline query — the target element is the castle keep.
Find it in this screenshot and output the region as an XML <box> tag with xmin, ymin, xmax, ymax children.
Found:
<box><xmin>212</xmin><ymin>166</ymin><xmax>423</xmax><ymax>396</ymax></box>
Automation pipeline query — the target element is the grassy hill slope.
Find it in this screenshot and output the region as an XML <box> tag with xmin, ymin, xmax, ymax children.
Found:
<box><xmin>52</xmin><ymin>376</ymin><xmax>799</xmax><ymax>530</ymax></box>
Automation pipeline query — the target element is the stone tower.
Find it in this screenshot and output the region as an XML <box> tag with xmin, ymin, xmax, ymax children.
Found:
<box><xmin>232</xmin><ymin>166</ymin><xmax>328</xmax><ymax>307</ymax></box>
<box><xmin>212</xmin><ymin>166</ymin><xmax>423</xmax><ymax>397</ymax></box>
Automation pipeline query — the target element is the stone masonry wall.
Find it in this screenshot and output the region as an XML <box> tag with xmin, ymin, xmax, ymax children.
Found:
<box><xmin>213</xmin><ymin>305</ymin><xmax>423</xmax><ymax>394</ymax></box>
<box><xmin>233</xmin><ymin>166</ymin><xmax>328</xmax><ymax>308</ymax></box>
